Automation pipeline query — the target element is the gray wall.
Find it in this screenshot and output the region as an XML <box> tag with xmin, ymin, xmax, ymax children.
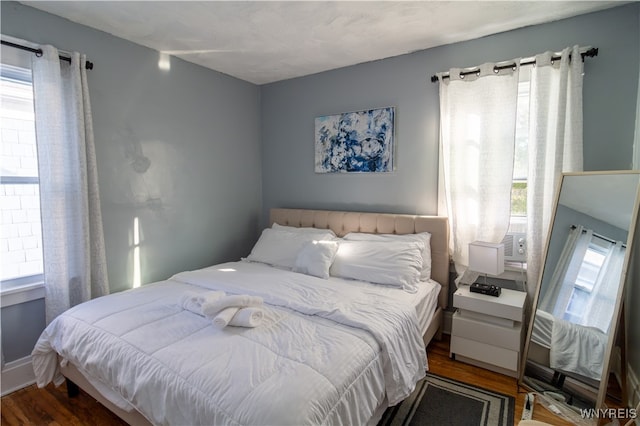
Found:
<box><xmin>260</xmin><ymin>4</ymin><xmax>640</xmax><ymax>223</ymax></box>
<box><xmin>1</xmin><ymin>2</ymin><xmax>262</xmax><ymax>361</ymax></box>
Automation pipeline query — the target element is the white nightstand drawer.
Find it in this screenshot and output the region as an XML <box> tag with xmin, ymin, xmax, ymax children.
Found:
<box><xmin>452</xmin><ymin>311</ymin><xmax>521</xmax><ymax>351</ymax></box>
<box><xmin>450</xmin><ymin>335</ymin><xmax>519</xmax><ymax>371</ymax></box>
<box><xmin>453</xmin><ymin>285</ymin><xmax>526</xmax><ymax>322</ymax></box>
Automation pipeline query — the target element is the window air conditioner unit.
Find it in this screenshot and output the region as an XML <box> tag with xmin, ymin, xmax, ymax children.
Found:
<box><xmin>502</xmin><ymin>232</ymin><xmax>527</xmax><ymax>262</ymax></box>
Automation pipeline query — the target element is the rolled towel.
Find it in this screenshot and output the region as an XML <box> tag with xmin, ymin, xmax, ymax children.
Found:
<box><xmin>229</xmin><ymin>307</ymin><xmax>264</xmax><ymax>328</ymax></box>
<box><xmin>202</xmin><ymin>295</ymin><xmax>263</xmax><ymax>318</ymax></box>
<box><xmin>194</xmin><ymin>290</ymin><xmax>226</xmax><ymax>306</ymax></box>
<box><xmin>179</xmin><ymin>292</ymin><xmax>204</xmax><ymax>315</ymax></box>
<box><xmin>180</xmin><ymin>290</ymin><xmax>225</xmax><ymax>316</ymax></box>
<box><xmin>212</xmin><ymin>307</ymin><xmax>240</xmax><ymax>329</ymax></box>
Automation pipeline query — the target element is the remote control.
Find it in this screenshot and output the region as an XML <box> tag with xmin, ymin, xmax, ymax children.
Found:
<box><xmin>470</xmin><ymin>282</ymin><xmax>501</xmax><ymax>297</ymax></box>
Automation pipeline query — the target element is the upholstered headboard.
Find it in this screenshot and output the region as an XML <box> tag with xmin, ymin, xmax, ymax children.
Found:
<box><xmin>270</xmin><ymin>208</ymin><xmax>450</xmax><ymax>310</ymax></box>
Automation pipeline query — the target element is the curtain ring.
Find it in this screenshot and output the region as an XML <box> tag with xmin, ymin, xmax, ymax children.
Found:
<box><xmin>512</xmin><ymin>65</ymin><xmax>517</xmax><ymax>71</ymax></box>
<box><xmin>493</xmin><ymin>67</ymin><xmax>499</xmax><ymax>74</ymax></box>
<box><xmin>35</xmin><ymin>49</ymin><xmax>43</xmax><ymax>58</ymax></box>
<box><xmin>476</xmin><ymin>71</ymin><xmax>480</xmax><ymax>77</ymax></box>
<box><xmin>459</xmin><ymin>73</ymin><xmax>465</xmax><ymax>79</ymax></box>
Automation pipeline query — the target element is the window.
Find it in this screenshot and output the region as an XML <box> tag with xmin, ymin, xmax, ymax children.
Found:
<box><xmin>509</xmin><ymin>71</ymin><xmax>531</xmax><ymax>234</ymax></box>
<box><xmin>0</xmin><ymin>59</ymin><xmax>44</xmax><ymax>288</ymax></box>
<box><xmin>563</xmin><ymin>235</ymin><xmax>610</xmax><ymax>326</ymax></box>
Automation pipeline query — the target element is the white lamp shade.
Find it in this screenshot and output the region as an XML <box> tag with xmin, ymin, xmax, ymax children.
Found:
<box><xmin>469</xmin><ymin>241</ymin><xmax>505</xmax><ymax>276</ymax></box>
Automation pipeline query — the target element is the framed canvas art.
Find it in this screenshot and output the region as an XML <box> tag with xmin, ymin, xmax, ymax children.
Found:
<box><xmin>315</xmin><ymin>107</ymin><xmax>395</xmax><ymax>173</ymax></box>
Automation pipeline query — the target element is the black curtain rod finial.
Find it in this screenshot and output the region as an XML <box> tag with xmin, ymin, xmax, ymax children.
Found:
<box><xmin>583</xmin><ymin>47</ymin><xmax>598</xmax><ymax>60</ymax></box>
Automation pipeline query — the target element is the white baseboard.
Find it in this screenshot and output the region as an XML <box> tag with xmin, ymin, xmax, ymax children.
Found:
<box><xmin>1</xmin><ymin>355</ymin><xmax>35</xmax><ymax>396</ymax></box>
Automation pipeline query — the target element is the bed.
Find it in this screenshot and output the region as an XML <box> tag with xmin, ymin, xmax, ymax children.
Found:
<box><xmin>32</xmin><ymin>208</ymin><xmax>450</xmax><ymax>425</ymax></box>
<box><xmin>529</xmin><ymin>309</ymin><xmax>606</xmax><ymax>383</ymax></box>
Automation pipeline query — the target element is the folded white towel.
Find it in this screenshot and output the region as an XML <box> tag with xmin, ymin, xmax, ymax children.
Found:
<box><xmin>202</xmin><ymin>294</ymin><xmax>263</xmax><ymax>318</ymax></box>
<box><xmin>213</xmin><ymin>307</ymin><xmax>240</xmax><ymax>329</ymax></box>
<box><xmin>229</xmin><ymin>307</ymin><xmax>264</xmax><ymax>328</ymax></box>
<box><xmin>196</xmin><ymin>291</ymin><xmax>226</xmax><ymax>305</ymax></box>
<box><xmin>180</xmin><ymin>291</ymin><xmax>225</xmax><ymax>316</ymax></box>
<box><xmin>179</xmin><ymin>292</ymin><xmax>202</xmax><ymax>315</ymax></box>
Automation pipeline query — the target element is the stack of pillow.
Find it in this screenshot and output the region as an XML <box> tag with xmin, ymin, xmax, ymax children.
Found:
<box><xmin>246</xmin><ymin>223</ymin><xmax>432</xmax><ymax>290</ymax></box>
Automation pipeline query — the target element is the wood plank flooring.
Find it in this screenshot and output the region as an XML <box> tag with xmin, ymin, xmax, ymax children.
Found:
<box><xmin>0</xmin><ymin>336</ymin><xmax>615</xmax><ymax>425</ymax></box>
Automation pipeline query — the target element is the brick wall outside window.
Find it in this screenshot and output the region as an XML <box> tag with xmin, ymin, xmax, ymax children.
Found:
<box><xmin>0</xmin><ymin>74</ymin><xmax>44</xmax><ymax>282</ymax></box>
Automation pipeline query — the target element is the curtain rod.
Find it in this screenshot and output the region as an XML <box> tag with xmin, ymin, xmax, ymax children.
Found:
<box><xmin>570</xmin><ymin>224</ymin><xmax>626</xmax><ymax>248</ymax></box>
<box><xmin>430</xmin><ymin>46</ymin><xmax>597</xmax><ymax>83</ymax></box>
<box><xmin>1</xmin><ymin>39</ymin><xmax>94</xmax><ymax>70</ymax></box>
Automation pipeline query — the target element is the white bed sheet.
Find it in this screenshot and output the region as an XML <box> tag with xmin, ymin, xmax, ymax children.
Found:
<box><xmin>33</xmin><ymin>261</ymin><xmax>438</xmax><ymax>426</ymax></box>
<box><xmin>550</xmin><ymin>316</ymin><xmax>607</xmax><ymax>381</ymax></box>
<box><xmin>531</xmin><ymin>309</ymin><xmax>607</xmax><ymax>381</ymax></box>
<box><xmin>532</xmin><ymin>309</ymin><xmax>554</xmax><ymax>349</ymax></box>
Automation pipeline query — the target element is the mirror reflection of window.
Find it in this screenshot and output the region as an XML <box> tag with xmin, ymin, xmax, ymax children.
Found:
<box><xmin>550</xmin><ymin>227</ymin><xmax>625</xmax><ymax>333</ymax></box>
<box><xmin>564</xmin><ymin>235</ymin><xmax>620</xmax><ymax>332</ymax></box>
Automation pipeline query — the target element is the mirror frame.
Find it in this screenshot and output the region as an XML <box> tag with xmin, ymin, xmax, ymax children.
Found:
<box><xmin>519</xmin><ymin>170</ymin><xmax>640</xmax><ymax>413</ymax></box>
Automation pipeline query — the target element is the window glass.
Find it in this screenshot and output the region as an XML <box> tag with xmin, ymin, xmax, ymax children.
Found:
<box><xmin>511</xmin><ymin>79</ymin><xmax>530</xmax><ymax>218</ymax></box>
<box><xmin>563</xmin><ymin>236</ymin><xmax>610</xmax><ymax>323</ymax></box>
<box><xmin>0</xmin><ymin>60</ymin><xmax>43</xmax><ymax>284</ymax></box>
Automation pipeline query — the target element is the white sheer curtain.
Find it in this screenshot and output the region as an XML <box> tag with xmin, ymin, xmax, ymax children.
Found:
<box><xmin>32</xmin><ymin>45</ymin><xmax>109</xmax><ymax>324</ymax></box>
<box><xmin>526</xmin><ymin>46</ymin><xmax>584</xmax><ymax>301</ymax></box>
<box><xmin>584</xmin><ymin>242</ymin><xmax>625</xmax><ymax>333</ymax></box>
<box><xmin>539</xmin><ymin>225</ymin><xmax>591</xmax><ymax>315</ymax></box>
<box><xmin>438</xmin><ymin>62</ymin><xmax>520</xmax><ymax>283</ymax></box>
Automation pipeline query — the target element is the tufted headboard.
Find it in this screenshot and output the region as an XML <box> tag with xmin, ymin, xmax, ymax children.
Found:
<box><xmin>270</xmin><ymin>208</ymin><xmax>450</xmax><ymax>310</ymax></box>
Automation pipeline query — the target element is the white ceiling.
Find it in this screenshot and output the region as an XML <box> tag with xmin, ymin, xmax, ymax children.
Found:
<box><xmin>23</xmin><ymin>1</ymin><xmax>624</xmax><ymax>85</ymax></box>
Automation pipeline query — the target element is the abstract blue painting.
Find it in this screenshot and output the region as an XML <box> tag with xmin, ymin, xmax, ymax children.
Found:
<box><xmin>315</xmin><ymin>107</ymin><xmax>395</xmax><ymax>173</ymax></box>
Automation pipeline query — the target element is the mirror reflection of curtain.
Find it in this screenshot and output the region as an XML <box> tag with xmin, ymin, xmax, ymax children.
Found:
<box><xmin>585</xmin><ymin>242</ymin><xmax>625</xmax><ymax>332</ymax></box>
<box><xmin>540</xmin><ymin>224</ymin><xmax>591</xmax><ymax>315</ymax></box>
<box><xmin>526</xmin><ymin>46</ymin><xmax>584</xmax><ymax>303</ymax></box>
<box><xmin>541</xmin><ymin>225</ymin><xmax>625</xmax><ymax>333</ymax></box>
<box><xmin>437</xmin><ymin>62</ymin><xmax>519</xmax><ymax>283</ymax></box>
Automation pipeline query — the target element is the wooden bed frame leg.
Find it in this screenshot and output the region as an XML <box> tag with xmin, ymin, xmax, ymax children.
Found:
<box><xmin>66</xmin><ymin>378</ymin><xmax>79</xmax><ymax>398</ymax></box>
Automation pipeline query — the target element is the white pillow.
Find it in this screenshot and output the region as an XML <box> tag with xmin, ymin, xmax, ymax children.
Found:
<box><xmin>293</xmin><ymin>240</ymin><xmax>339</xmax><ymax>279</ymax></box>
<box><xmin>329</xmin><ymin>240</ymin><xmax>424</xmax><ymax>287</ymax></box>
<box><xmin>344</xmin><ymin>232</ymin><xmax>432</xmax><ymax>280</ymax></box>
<box><xmin>247</xmin><ymin>228</ymin><xmax>335</xmax><ymax>269</ymax></box>
<box><xmin>272</xmin><ymin>222</ymin><xmax>336</xmax><ymax>237</ymax></box>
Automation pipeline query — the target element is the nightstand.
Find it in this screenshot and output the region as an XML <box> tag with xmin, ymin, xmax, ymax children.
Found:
<box><xmin>450</xmin><ymin>285</ymin><xmax>527</xmax><ymax>377</ymax></box>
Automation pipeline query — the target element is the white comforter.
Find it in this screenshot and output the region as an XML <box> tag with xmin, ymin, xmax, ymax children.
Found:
<box><xmin>32</xmin><ymin>261</ymin><xmax>428</xmax><ymax>426</ymax></box>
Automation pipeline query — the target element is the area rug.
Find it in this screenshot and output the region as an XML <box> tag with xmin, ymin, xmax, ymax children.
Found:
<box><xmin>378</xmin><ymin>373</ymin><xmax>515</xmax><ymax>426</ymax></box>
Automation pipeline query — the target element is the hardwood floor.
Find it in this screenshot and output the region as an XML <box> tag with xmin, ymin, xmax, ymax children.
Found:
<box><xmin>1</xmin><ymin>380</ymin><xmax>127</xmax><ymax>426</ymax></box>
<box><xmin>0</xmin><ymin>336</ymin><xmax>617</xmax><ymax>425</ymax></box>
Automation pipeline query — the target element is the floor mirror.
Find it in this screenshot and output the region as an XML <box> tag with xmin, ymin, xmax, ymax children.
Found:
<box><xmin>519</xmin><ymin>170</ymin><xmax>640</xmax><ymax>422</ymax></box>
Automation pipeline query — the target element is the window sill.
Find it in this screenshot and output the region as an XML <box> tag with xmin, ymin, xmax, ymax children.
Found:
<box><xmin>0</xmin><ymin>282</ymin><xmax>45</xmax><ymax>308</ymax></box>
